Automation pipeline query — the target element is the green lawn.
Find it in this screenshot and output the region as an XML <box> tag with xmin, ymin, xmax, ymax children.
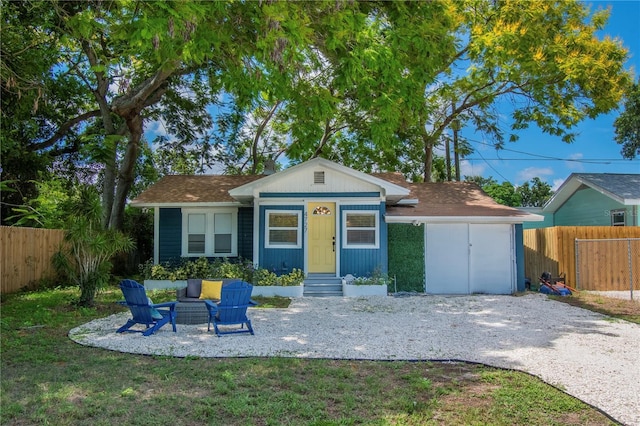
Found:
<box><xmin>1</xmin><ymin>286</ymin><xmax>618</xmax><ymax>425</ymax></box>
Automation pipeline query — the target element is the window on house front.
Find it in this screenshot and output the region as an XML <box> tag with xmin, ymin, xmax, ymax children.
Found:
<box><xmin>187</xmin><ymin>213</ymin><xmax>206</xmax><ymax>254</ymax></box>
<box><xmin>611</xmin><ymin>210</ymin><xmax>625</xmax><ymax>226</ymax></box>
<box><xmin>266</xmin><ymin>210</ymin><xmax>302</xmax><ymax>248</ymax></box>
<box><xmin>214</xmin><ymin>213</ymin><xmax>233</xmax><ymax>253</ymax></box>
<box><xmin>343</xmin><ymin>211</ymin><xmax>379</xmax><ymax>248</ymax></box>
<box><xmin>182</xmin><ymin>209</ymin><xmax>237</xmax><ymax>257</ymax></box>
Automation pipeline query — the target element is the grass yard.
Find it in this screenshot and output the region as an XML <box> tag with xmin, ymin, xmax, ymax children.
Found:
<box><xmin>550</xmin><ymin>291</ymin><xmax>640</xmax><ymax>324</ymax></box>
<box><xmin>1</xmin><ymin>286</ymin><xmax>625</xmax><ymax>425</ymax></box>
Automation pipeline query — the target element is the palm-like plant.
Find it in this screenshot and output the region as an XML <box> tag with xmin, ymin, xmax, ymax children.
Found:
<box><xmin>53</xmin><ymin>187</ymin><xmax>133</xmax><ymax>306</ymax></box>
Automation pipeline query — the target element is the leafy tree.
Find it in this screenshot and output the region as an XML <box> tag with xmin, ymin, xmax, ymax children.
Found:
<box><xmin>0</xmin><ymin>0</ymin><xmax>83</xmax><ymax>224</ymax></box>
<box><xmin>220</xmin><ymin>1</ymin><xmax>632</xmax><ymax>182</ymax></box>
<box><xmin>483</xmin><ymin>182</ymin><xmax>521</xmax><ymax>207</ymax></box>
<box><xmin>464</xmin><ymin>175</ymin><xmax>497</xmax><ymax>188</ymax></box>
<box><xmin>406</xmin><ymin>0</ymin><xmax>632</xmax><ymax>181</ymax></box>
<box><xmin>517</xmin><ymin>177</ymin><xmax>553</xmax><ymax>207</ymax></box>
<box><xmin>614</xmin><ymin>80</ymin><xmax>640</xmax><ymax>159</ymax></box>
<box><xmin>3</xmin><ymin>0</ymin><xmax>633</xmax><ymax>225</ymax></box>
<box><xmin>4</xmin><ymin>178</ymin><xmax>72</xmax><ymax>228</ymax></box>
<box><xmin>52</xmin><ymin>186</ymin><xmax>133</xmax><ymax>307</ymax></box>
<box><xmin>466</xmin><ymin>175</ymin><xmax>553</xmax><ymax>207</ymax></box>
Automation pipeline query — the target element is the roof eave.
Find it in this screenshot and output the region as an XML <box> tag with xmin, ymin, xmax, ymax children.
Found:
<box><xmin>385</xmin><ymin>213</ymin><xmax>544</xmax><ymax>224</ymax></box>
<box><xmin>129</xmin><ymin>201</ymin><xmax>244</xmax><ymax>208</ymax></box>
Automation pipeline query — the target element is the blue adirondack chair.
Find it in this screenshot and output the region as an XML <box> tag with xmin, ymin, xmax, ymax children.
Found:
<box><xmin>117</xmin><ymin>279</ymin><xmax>177</xmax><ymax>336</ymax></box>
<box><xmin>204</xmin><ymin>281</ymin><xmax>257</xmax><ymax>336</ymax></box>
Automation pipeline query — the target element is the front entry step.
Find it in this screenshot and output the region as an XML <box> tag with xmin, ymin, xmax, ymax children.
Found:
<box><xmin>304</xmin><ymin>274</ymin><xmax>343</xmax><ymax>297</ymax></box>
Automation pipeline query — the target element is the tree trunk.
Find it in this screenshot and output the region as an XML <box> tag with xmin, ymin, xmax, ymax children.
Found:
<box><xmin>109</xmin><ymin>116</ymin><xmax>142</xmax><ymax>230</ymax></box>
<box><xmin>453</xmin><ymin>125</ymin><xmax>460</xmax><ymax>181</ymax></box>
<box><xmin>421</xmin><ymin>128</ymin><xmax>435</xmax><ymax>182</ymax></box>
<box><xmin>107</xmin><ymin>66</ymin><xmax>174</xmax><ymax>229</ymax></box>
<box><xmin>445</xmin><ymin>136</ymin><xmax>451</xmax><ymax>182</ymax></box>
<box><xmin>251</xmin><ymin>101</ymin><xmax>280</xmax><ymax>174</ymax></box>
<box><xmin>82</xmin><ymin>40</ymin><xmax>119</xmax><ymax>229</ymax></box>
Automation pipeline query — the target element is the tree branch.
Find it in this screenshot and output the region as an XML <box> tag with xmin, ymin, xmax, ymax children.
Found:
<box><xmin>28</xmin><ymin>109</ymin><xmax>101</xmax><ymax>151</ymax></box>
<box><xmin>111</xmin><ymin>62</ymin><xmax>179</xmax><ymax>117</ymax></box>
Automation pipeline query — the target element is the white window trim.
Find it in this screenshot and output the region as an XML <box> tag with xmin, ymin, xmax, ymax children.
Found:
<box><xmin>342</xmin><ymin>210</ymin><xmax>379</xmax><ymax>249</ymax></box>
<box><xmin>181</xmin><ymin>208</ymin><xmax>238</xmax><ymax>257</ymax></box>
<box><xmin>265</xmin><ymin>209</ymin><xmax>302</xmax><ymax>249</ymax></box>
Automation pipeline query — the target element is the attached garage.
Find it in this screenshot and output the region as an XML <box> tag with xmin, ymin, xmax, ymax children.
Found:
<box><xmin>424</xmin><ymin>223</ymin><xmax>515</xmax><ymax>294</ymax></box>
<box><xmin>384</xmin><ymin>180</ymin><xmax>542</xmax><ymax>295</ymax></box>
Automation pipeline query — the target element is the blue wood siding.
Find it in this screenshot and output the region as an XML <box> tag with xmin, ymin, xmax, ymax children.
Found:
<box><xmin>339</xmin><ymin>203</ymin><xmax>387</xmax><ymax>277</ymax></box>
<box><xmin>158</xmin><ymin>207</ymin><xmax>253</xmax><ymax>264</ymax></box>
<box><xmin>158</xmin><ymin>208</ymin><xmax>182</xmax><ymax>263</ymax></box>
<box><xmin>555</xmin><ymin>186</ymin><xmax>629</xmax><ymax>226</ymax></box>
<box><xmin>237</xmin><ymin>207</ymin><xmax>254</xmax><ymax>260</ymax></box>
<box><xmin>258</xmin><ymin>205</ymin><xmax>304</xmax><ymax>274</ymax></box>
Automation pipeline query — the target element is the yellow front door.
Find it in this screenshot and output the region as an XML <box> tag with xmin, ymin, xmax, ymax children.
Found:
<box><xmin>308</xmin><ymin>202</ymin><xmax>336</xmax><ymax>273</ymax></box>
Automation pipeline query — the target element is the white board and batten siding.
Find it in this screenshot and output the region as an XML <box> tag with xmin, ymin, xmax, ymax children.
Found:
<box><xmin>425</xmin><ymin>223</ymin><xmax>516</xmax><ymax>294</ymax></box>
<box><xmin>258</xmin><ymin>167</ymin><xmax>381</xmax><ymax>196</ymax></box>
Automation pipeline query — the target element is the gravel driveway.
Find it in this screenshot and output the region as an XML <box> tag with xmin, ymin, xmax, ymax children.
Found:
<box><xmin>69</xmin><ymin>293</ymin><xmax>640</xmax><ymax>426</ymax></box>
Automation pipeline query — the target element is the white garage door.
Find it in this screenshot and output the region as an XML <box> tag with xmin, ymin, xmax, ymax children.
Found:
<box><xmin>425</xmin><ymin>223</ymin><xmax>470</xmax><ymax>294</ymax></box>
<box><xmin>425</xmin><ymin>223</ymin><xmax>515</xmax><ymax>294</ymax></box>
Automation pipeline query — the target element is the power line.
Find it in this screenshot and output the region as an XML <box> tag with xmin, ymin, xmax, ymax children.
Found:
<box><xmin>465</xmin><ymin>138</ymin><xmax>638</xmax><ymax>164</ymax></box>
<box><xmin>473</xmin><ymin>149</ymin><xmax>510</xmax><ymax>182</ymax></box>
<box><xmin>465</xmin><ymin>158</ymin><xmax>634</xmax><ymax>163</ymax></box>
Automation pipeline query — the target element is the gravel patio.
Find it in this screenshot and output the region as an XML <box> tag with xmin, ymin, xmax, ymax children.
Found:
<box><xmin>69</xmin><ymin>293</ymin><xmax>640</xmax><ymax>426</ymax></box>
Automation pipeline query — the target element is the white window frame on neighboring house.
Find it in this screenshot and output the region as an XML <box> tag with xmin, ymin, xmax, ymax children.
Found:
<box><xmin>611</xmin><ymin>209</ymin><xmax>626</xmax><ymax>226</ymax></box>
<box><xmin>265</xmin><ymin>210</ymin><xmax>302</xmax><ymax>248</ymax></box>
<box><xmin>181</xmin><ymin>208</ymin><xmax>238</xmax><ymax>257</ymax></box>
<box><xmin>342</xmin><ymin>210</ymin><xmax>379</xmax><ymax>249</ymax></box>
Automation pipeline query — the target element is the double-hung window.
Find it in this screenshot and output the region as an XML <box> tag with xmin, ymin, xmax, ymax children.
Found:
<box><xmin>265</xmin><ymin>210</ymin><xmax>302</xmax><ymax>248</ymax></box>
<box><xmin>343</xmin><ymin>210</ymin><xmax>379</xmax><ymax>248</ymax></box>
<box><xmin>187</xmin><ymin>213</ymin><xmax>207</xmax><ymax>254</ymax></box>
<box><xmin>182</xmin><ymin>209</ymin><xmax>237</xmax><ymax>257</ymax></box>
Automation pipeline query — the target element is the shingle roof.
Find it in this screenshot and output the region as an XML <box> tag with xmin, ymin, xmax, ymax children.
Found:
<box><xmin>574</xmin><ymin>173</ymin><xmax>640</xmax><ymax>202</ymax></box>
<box><xmin>131</xmin><ymin>172</ymin><xmax>534</xmax><ymax>219</ymax></box>
<box><xmin>130</xmin><ymin>175</ymin><xmax>264</xmax><ymax>205</ymax></box>
<box><xmin>543</xmin><ymin>173</ymin><xmax>640</xmax><ymax>212</ymax></box>
<box><xmin>385</xmin><ymin>181</ymin><xmax>532</xmax><ymax>218</ymax></box>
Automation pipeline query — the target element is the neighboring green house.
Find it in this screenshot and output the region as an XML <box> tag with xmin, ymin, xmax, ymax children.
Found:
<box><xmin>524</xmin><ymin>173</ymin><xmax>640</xmax><ymax>229</ymax></box>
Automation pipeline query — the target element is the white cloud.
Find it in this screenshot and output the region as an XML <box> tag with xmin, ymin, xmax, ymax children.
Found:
<box><xmin>144</xmin><ymin>120</ymin><xmax>170</xmax><ymax>139</ymax></box>
<box><xmin>459</xmin><ymin>160</ymin><xmax>485</xmax><ymax>178</ymax></box>
<box><xmin>566</xmin><ymin>153</ymin><xmax>585</xmax><ymax>171</ymax></box>
<box><xmin>551</xmin><ymin>178</ymin><xmax>565</xmax><ymax>192</ymax></box>
<box><xmin>516</xmin><ymin>167</ymin><xmax>554</xmax><ymax>183</ymax></box>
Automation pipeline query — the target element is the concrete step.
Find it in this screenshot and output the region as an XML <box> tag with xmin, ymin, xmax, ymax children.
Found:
<box><xmin>304</xmin><ymin>277</ymin><xmax>343</xmax><ymax>296</ymax></box>
<box><xmin>304</xmin><ymin>290</ymin><xmax>343</xmax><ymax>297</ymax></box>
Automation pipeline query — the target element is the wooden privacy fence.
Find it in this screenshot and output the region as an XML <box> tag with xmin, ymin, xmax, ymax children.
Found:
<box><xmin>523</xmin><ymin>226</ymin><xmax>640</xmax><ymax>291</ymax></box>
<box><xmin>1</xmin><ymin>226</ymin><xmax>65</xmax><ymax>294</ymax></box>
<box><xmin>575</xmin><ymin>238</ymin><xmax>639</xmax><ymax>292</ymax></box>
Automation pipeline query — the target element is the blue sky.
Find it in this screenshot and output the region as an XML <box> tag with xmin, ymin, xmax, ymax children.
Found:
<box><xmin>461</xmin><ymin>0</ymin><xmax>640</xmax><ymax>190</ymax></box>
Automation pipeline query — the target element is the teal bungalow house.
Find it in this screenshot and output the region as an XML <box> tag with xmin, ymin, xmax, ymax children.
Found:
<box><xmin>523</xmin><ymin>173</ymin><xmax>640</xmax><ymax>229</ymax></box>
<box><xmin>131</xmin><ymin>158</ymin><xmax>541</xmax><ymax>295</ymax></box>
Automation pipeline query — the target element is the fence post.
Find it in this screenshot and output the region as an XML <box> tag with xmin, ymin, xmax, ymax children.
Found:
<box><xmin>574</xmin><ymin>238</ymin><xmax>580</xmax><ymax>290</ymax></box>
<box><xmin>629</xmin><ymin>239</ymin><xmax>634</xmax><ymax>301</ymax></box>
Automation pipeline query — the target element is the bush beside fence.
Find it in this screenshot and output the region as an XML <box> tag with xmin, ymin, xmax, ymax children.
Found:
<box><xmin>1</xmin><ymin>226</ymin><xmax>65</xmax><ymax>294</ymax></box>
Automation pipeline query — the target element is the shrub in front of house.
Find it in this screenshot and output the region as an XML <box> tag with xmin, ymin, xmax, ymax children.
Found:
<box><xmin>140</xmin><ymin>258</ymin><xmax>304</xmax><ymax>286</ymax></box>
<box><xmin>350</xmin><ymin>267</ymin><xmax>389</xmax><ymax>285</ymax></box>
